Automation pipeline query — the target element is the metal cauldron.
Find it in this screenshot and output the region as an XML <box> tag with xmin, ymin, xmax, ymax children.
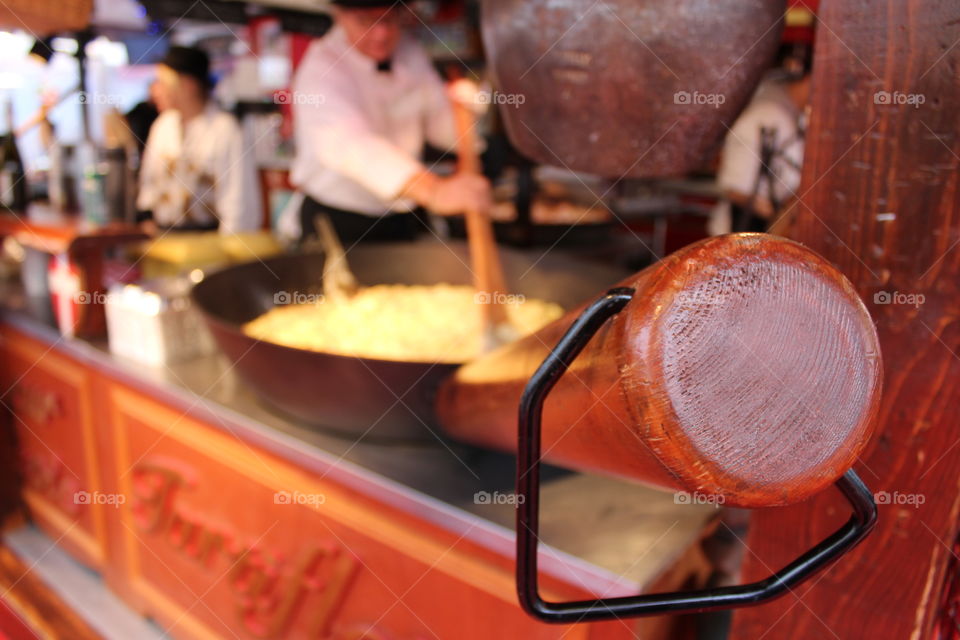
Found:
<box><xmin>481</xmin><ymin>0</ymin><xmax>785</xmax><ymax>178</ymax></box>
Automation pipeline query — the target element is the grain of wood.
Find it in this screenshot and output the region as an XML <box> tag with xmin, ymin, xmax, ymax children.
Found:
<box><xmin>731</xmin><ymin>0</ymin><xmax>960</xmax><ymax>637</ymax></box>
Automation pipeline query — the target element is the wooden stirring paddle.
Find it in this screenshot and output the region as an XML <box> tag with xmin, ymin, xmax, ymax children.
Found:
<box><xmin>315</xmin><ymin>213</ymin><xmax>360</xmax><ymax>302</ymax></box>
<box><xmin>448</xmin><ymin>79</ymin><xmax>518</xmax><ymax>349</ymax></box>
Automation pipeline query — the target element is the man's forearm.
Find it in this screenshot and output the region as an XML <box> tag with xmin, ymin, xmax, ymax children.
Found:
<box><xmin>398</xmin><ymin>168</ymin><xmax>439</xmax><ymax>207</ymax></box>
<box><xmin>398</xmin><ymin>168</ymin><xmax>491</xmax><ymax>216</ymax></box>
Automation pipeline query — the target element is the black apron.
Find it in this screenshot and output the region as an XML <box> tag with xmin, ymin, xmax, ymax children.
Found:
<box><xmin>299</xmin><ymin>197</ymin><xmax>422</xmax><ymax>244</ymax></box>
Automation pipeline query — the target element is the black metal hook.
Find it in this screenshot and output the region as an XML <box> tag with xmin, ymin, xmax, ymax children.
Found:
<box><xmin>516</xmin><ymin>287</ymin><xmax>878</xmax><ymax>623</ymax></box>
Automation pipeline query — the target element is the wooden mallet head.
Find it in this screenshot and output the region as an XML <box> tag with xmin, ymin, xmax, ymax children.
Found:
<box><xmin>436</xmin><ymin>234</ymin><xmax>883</xmax><ymax>508</ymax></box>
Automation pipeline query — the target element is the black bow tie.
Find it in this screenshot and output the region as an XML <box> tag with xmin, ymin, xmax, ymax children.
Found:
<box><xmin>376</xmin><ymin>59</ymin><xmax>392</xmax><ymax>73</ymax></box>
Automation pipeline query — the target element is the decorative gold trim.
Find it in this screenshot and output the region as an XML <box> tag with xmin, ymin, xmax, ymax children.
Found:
<box><xmin>8</xmin><ymin>331</ymin><xmax>107</xmax><ymax>568</ymax></box>
<box><xmin>109</xmin><ymin>384</ymin><xmax>588</xmax><ymax>640</ymax></box>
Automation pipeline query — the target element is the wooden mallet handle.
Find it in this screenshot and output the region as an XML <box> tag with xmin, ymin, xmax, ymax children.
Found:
<box><xmin>448</xmin><ymin>76</ymin><xmax>509</xmax><ymax>328</ymax></box>
<box><xmin>436</xmin><ymin>234</ymin><xmax>883</xmax><ymax>508</ymax></box>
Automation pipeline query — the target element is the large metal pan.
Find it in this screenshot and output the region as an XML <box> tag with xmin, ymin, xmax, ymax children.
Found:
<box><xmin>191</xmin><ymin>241</ymin><xmax>626</xmax><ymax>441</ymax></box>
<box><xmin>482</xmin><ymin>0</ymin><xmax>785</xmax><ymax>178</ymax></box>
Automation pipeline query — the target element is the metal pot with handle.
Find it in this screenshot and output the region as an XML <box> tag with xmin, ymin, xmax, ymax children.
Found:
<box><xmin>482</xmin><ymin>0</ymin><xmax>786</xmax><ymax>178</ymax></box>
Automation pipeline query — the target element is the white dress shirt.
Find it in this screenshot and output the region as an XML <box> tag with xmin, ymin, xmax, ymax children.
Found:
<box><xmin>709</xmin><ymin>77</ymin><xmax>804</xmax><ymax>235</ymax></box>
<box><xmin>289</xmin><ymin>26</ymin><xmax>459</xmax><ymax>216</ymax></box>
<box><xmin>137</xmin><ymin>104</ymin><xmax>260</xmax><ymax>234</ymax></box>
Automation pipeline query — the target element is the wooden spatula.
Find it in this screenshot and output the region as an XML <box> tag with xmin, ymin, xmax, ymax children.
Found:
<box><xmin>315</xmin><ymin>213</ymin><xmax>360</xmax><ymax>302</ymax></box>
<box><xmin>448</xmin><ymin>79</ymin><xmax>518</xmax><ymax>349</ymax></box>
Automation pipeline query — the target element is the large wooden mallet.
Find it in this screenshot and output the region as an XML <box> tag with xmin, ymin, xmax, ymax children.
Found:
<box><xmin>437</xmin><ymin>233</ymin><xmax>883</xmax><ymax>508</ymax></box>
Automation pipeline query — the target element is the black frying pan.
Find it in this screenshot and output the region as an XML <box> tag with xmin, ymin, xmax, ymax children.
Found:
<box><xmin>191</xmin><ymin>240</ymin><xmax>626</xmax><ymax>441</ymax></box>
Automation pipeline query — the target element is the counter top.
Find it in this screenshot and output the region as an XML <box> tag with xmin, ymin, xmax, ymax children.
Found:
<box><xmin>0</xmin><ymin>284</ymin><xmax>715</xmax><ymax>599</ymax></box>
<box><xmin>0</xmin><ymin>207</ymin><xmax>147</xmax><ymax>256</ymax></box>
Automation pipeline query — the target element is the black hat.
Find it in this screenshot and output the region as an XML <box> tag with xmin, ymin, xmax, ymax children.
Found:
<box><xmin>29</xmin><ymin>37</ymin><xmax>54</xmax><ymax>64</ymax></box>
<box><xmin>160</xmin><ymin>46</ymin><xmax>211</xmax><ymax>86</ymax></box>
<box><xmin>331</xmin><ymin>0</ymin><xmax>405</xmax><ymax>7</ymax></box>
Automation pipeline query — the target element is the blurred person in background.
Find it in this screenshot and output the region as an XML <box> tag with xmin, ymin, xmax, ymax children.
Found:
<box><xmin>709</xmin><ymin>44</ymin><xmax>811</xmax><ymax>237</ymax></box>
<box><xmin>124</xmin><ymin>79</ymin><xmax>168</xmax><ymax>155</ymax></box>
<box><xmin>283</xmin><ymin>0</ymin><xmax>490</xmax><ymax>244</ymax></box>
<box><xmin>137</xmin><ymin>46</ymin><xmax>260</xmax><ymax>234</ymax></box>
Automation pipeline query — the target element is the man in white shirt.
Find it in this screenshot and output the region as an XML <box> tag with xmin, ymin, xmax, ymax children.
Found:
<box><xmin>710</xmin><ymin>58</ymin><xmax>810</xmax><ymax>236</ymax></box>
<box><xmin>137</xmin><ymin>46</ymin><xmax>260</xmax><ymax>235</ymax></box>
<box><xmin>288</xmin><ymin>0</ymin><xmax>491</xmax><ymax>243</ymax></box>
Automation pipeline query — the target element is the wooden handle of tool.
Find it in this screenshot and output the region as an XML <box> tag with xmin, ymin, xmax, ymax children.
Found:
<box><xmin>449</xmin><ymin>80</ymin><xmax>509</xmax><ymax>327</ymax></box>
<box><xmin>435</xmin><ymin>234</ymin><xmax>883</xmax><ymax>508</ymax></box>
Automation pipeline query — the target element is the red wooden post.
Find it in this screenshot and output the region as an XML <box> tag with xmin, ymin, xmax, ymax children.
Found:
<box><xmin>732</xmin><ymin>1</ymin><xmax>960</xmax><ymax>637</ymax></box>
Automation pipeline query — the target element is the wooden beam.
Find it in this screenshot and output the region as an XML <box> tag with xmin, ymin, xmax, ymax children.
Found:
<box><xmin>0</xmin><ymin>0</ymin><xmax>91</xmax><ymax>35</ymax></box>
<box><xmin>731</xmin><ymin>0</ymin><xmax>960</xmax><ymax>637</ymax></box>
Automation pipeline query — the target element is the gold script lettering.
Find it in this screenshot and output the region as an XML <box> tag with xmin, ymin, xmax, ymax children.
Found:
<box><xmin>130</xmin><ymin>462</ymin><xmax>368</xmax><ymax>639</ymax></box>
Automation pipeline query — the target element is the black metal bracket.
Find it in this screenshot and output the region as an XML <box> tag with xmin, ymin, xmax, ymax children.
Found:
<box><xmin>516</xmin><ymin>287</ymin><xmax>878</xmax><ymax>623</ymax></box>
